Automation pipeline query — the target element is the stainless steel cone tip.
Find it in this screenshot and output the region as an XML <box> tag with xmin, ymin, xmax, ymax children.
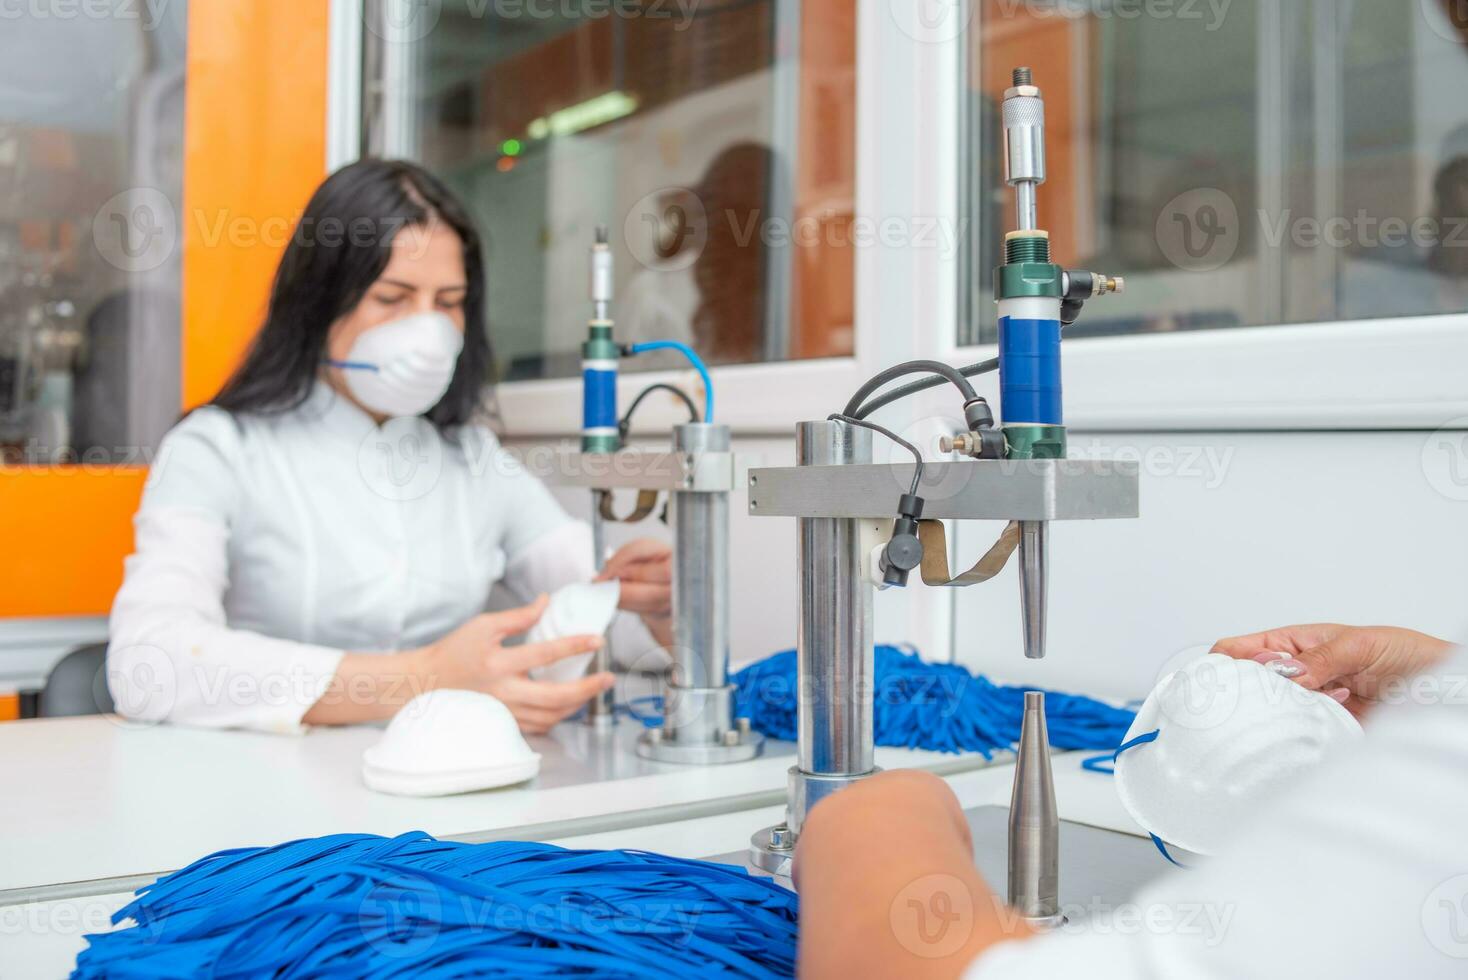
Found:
<box><xmin>1009</xmin><ymin>691</ymin><xmax>1062</xmax><ymax>928</ymax></box>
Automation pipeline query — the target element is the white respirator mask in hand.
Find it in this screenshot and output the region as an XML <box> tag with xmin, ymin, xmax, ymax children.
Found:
<box><xmin>1113</xmin><ymin>652</ymin><xmax>1364</xmax><ymax>857</ymax></box>
<box><xmin>327</xmin><ymin>311</ymin><xmax>464</xmax><ymax>418</ymax></box>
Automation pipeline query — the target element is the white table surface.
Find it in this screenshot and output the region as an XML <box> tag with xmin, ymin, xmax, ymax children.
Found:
<box><xmin>0</xmin><ymin>757</ymin><xmax>1143</xmax><ymax>979</ymax></box>
<box><xmin>0</xmin><ymin>713</ymin><xmax>1004</xmax><ymax>902</ymax></box>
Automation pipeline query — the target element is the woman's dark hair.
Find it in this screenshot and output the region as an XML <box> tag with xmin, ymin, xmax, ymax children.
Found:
<box><xmin>210</xmin><ymin>159</ymin><xmax>491</xmax><ymax>432</ymax></box>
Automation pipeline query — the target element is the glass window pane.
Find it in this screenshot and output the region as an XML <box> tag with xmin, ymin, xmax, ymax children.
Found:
<box><xmin>365</xmin><ymin>0</ymin><xmax>856</xmax><ymax>382</ymax></box>
<box><xmin>0</xmin><ymin>4</ymin><xmax>187</xmax><ymax>463</ymax></box>
<box><xmin>961</xmin><ymin>0</ymin><xmax>1468</xmax><ymax>345</ymax></box>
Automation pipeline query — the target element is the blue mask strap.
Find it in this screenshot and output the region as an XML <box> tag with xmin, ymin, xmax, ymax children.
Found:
<box><xmin>1081</xmin><ymin>727</ymin><xmax>1160</xmax><ymax>774</ymax></box>
<box><xmin>324</xmin><ymin>359</ymin><xmax>378</xmax><ymax>372</ymax></box>
<box><xmin>1150</xmin><ymin>834</ymin><xmax>1190</xmax><ymax>869</ymax></box>
<box><xmin>1082</xmin><ymin>727</ymin><xmax>1191</xmax><ymax>870</ymax></box>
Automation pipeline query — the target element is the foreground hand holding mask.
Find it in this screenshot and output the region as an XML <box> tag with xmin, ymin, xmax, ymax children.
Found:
<box><xmin>1114</xmin><ymin>652</ymin><xmax>1364</xmax><ymax>856</ymax></box>
<box><xmin>327</xmin><ymin>311</ymin><xmax>464</xmax><ymax>418</ymax></box>
<box><xmin>362</xmin><ymin>689</ymin><xmax>540</xmax><ymax>796</ymax></box>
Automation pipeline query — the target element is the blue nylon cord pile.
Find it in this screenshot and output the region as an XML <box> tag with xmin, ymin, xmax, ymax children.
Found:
<box><xmin>721</xmin><ymin>645</ymin><xmax>1135</xmax><ymax>757</ymax></box>
<box><xmin>72</xmin><ymin>833</ymin><xmax>799</xmax><ymax>979</ymax></box>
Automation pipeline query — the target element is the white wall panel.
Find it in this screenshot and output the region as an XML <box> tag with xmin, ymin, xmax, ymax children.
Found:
<box><xmin>952</xmin><ymin>430</ymin><xmax>1468</xmax><ymax>702</ymax></box>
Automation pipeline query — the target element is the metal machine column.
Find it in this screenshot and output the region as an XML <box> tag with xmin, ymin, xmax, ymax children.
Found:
<box><xmin>749</xmin><ymin>420</ymin><xmax>874</xmax><ymax>872</ymax></box>
<box><xmin>636</xmin><ymin>424</ymin><xmax>764</xmax><ymax>764</ymax></box>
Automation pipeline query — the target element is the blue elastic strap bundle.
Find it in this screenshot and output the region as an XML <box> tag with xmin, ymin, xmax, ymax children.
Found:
<box><xmin>72</xmin><ymin>833</ymin><xmax>799</xmax><ymax>979</ymax></box>
<box><xmin>717</xmin><ymin>645</ymin><xmax>1134</xmax><ymax>758</ymax></box>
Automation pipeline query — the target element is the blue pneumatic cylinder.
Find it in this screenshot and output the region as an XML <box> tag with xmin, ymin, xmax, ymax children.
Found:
<box><xmin>582</xmin><ymin>229</ymin><xmax>621</xmax><ymax>455</ymax></box>
<box><xmin>997</xmin><ymin>302</ymin><xmax>1064</xmax><ymax>427</ymax></box>
<box><xmin>581</xmin><ymin>342</ymin><xmax>619</xmax><ymax>453</ymax></box>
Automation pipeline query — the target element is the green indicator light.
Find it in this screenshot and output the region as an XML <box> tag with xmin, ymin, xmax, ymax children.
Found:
<box><xmin>501</xmin><ymin>138</ymin><xmax>522</xmax><ymax>156</ymax></box>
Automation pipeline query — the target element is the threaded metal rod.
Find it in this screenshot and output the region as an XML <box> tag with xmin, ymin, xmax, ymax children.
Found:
<box><xmin>1005</xmin><ymin>235</ymin><xmax>1052</xmax><ymax>264</ymax></box>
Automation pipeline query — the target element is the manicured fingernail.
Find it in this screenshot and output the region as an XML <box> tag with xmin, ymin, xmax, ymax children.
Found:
<box><xmin>1252</xmin><ymin>651</ymin><xmax>1290</xmax><ymax>663</ymax></box>
<box><xmin>1267</xmin><ymin>659</ymin><xmax>1306</xmax><ymax>678</ymax></box>
<box><xmin>1327</xmin><ymin>687</ymin><xmax>1350</xmax><ymax>704</ymax></box>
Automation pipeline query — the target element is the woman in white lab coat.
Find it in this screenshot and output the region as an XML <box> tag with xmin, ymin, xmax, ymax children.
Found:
<box><xmin>106</xmin><ymin>160</ymin><xmax>672</xmax><ymax>735</ymax></box>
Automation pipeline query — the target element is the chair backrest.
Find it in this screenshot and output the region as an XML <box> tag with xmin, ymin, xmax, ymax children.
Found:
<box><xmin>39</xmin><ymin>644</ymin><xmax>115</xmax><ymax>718</ymax></box>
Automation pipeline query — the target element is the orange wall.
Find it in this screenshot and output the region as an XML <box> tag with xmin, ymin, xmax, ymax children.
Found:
<box><xmin>182</xmin><ymin>2</ymin><xmax>332</xmax><ymax>408</ymax></box>
<box><xmin>0</xmin><ymin>470</ymin><xmax>149</xmax><ymax>616</ymax></box>
<box><xmin>0</xmin><ymin>2</ymin><xmax>330</xmax><ymax>617</ymax></box>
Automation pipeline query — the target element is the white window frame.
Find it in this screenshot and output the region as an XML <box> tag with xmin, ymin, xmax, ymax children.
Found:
<box><xmin>327</xmin><ymin>0</ymin><xmax>364</xmax><ymax>172</ymax></box>
<box><xmin>326</xmin><ymin>0</ymin><xmax>965</xmax><ymax>438</ymax></box>
<box><xmin>329</xmin><ymin>0</ymin><xmax>1468</xmax><ymax>432</ymax></box>
<box><xmin>942</xmin><ymin>0</ymin><xmax>1468</xmax><ymax>434</ymax></box>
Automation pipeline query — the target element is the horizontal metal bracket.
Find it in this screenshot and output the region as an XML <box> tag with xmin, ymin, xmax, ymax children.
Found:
<box><xmin>746</xmin><ymin>459</ymin><xmax>1139</xmax><ymax>521</ymax></box>
<box><xmin>541</xmin><ymin>451</ymin><xmax>742</xmax><ymax>493</ymax></box>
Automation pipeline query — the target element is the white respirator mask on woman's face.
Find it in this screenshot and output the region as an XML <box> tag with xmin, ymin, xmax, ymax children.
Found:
<box><xmin>326</xmin><ymin>311</ymin><xmax>464</xmax><ymax>418</ymax></box>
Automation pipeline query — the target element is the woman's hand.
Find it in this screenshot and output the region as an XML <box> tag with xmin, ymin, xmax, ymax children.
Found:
<box><xmin>793</xmin><ymin>770</ymin><xmax>1030</xmax><ymax>979</ymax></box>
<box><xmin>1212</xmin><ymin>623</ymin><xmax>1455</xmax><ymax>718</ymax></box>
<box><xmin>412</xmin><ymin>596</ymin><xmax>612</xmax><ymax>734</ymax></box>
<box><xmin>597</xmin><ymin>538</ymin><xmax>674</xmax><ymax>647</ymax></box>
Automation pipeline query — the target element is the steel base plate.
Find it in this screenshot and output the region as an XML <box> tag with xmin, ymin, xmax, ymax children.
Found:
<box><xmin>634</xmin><ymin>729</ymin><xmax>765</xmax><ymax>765</ymax></box>
<box><xmin>747</xmin><ymin>824</ymin><xmax>796</xmax><ymax>877</ymax></box>
<box><xmin>715</xmin><ymin>805</ymin><xmax>1178</xmax><ymax>910</ymax></box>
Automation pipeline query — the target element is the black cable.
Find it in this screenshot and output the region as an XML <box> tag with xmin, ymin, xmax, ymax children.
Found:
<box><xmin>842</xmin><ymin>360</ymin><xmax>980</xmax><ymax>419</ymax></box>
<box><xmin>852</xmin><ymin>358</ymin><xmax>1000</xmax><ymax>420</ymax></box>
<box><xmin>619</xmin><ymin>383</ymin><xmax>699</xmax><ymax>439</ymax></box>
<box><xmin>829</xmin><ymin>414</ymin><xmax>924</xmax><ymax>496</ymax></box>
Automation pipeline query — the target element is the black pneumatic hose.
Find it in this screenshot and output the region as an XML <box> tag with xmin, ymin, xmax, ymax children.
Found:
<box><xmin>619</xmin><ymin>383</ymin><xmax>700</xmax><ymax>439</ymax></box>
<box><xmin>842</xmin><ymin>360</ymin><xmax>980</xmax><ymax>420</ymax></box>
<box><xmin>851</xmin><ymin>357</ymin><xmax>1000</xmax><ymax>419</ymax></box>
<box><xmin>828</xmin><ymin>414</ymin><xmax>924</xmax><ymax>496</ymax></box>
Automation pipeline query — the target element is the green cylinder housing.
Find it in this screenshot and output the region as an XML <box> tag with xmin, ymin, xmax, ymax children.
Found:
<box><xmin>1004</xmin><ymin>424</ymin><xmax>1067</xmax><ymax>460</ymax></box>
<box><xmin>995</xmin><ymin>232</ymin><xmax>1064</xmax><ymax>301</ymax></box>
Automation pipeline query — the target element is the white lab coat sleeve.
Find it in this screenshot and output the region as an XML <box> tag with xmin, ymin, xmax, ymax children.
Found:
<box><xmin>106</xmin><ymin>409</ymin><xmax>345</xmax><ymax>734</ymax></box>
<box><xmin>964</xmin><ymin>645</ymin><xmax>1468</xmax><ymax>980</ymax></box>
<box><xmin>484</xmin><ymin>431</ymin><xmax>667</xmax><ymax>675</ymax></box>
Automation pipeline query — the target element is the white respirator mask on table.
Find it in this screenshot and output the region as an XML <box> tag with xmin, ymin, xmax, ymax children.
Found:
<box><xmin>1113</xmin><ymin>652</ymin><xmax>1364</xmax><ymax>858</ymax></box>
<box><xmin>327</xmin><ymin>311</ymin><xmax>464</xmax><ymax>418</ymax></box>
<box><xmin>362</xmin><ymin>689</ymin><xmax>541</xmax><ymax>797</ymax></box>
